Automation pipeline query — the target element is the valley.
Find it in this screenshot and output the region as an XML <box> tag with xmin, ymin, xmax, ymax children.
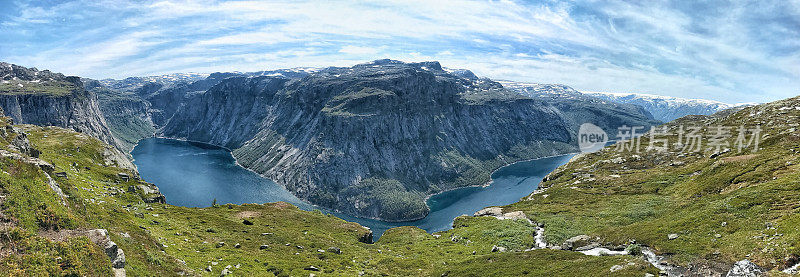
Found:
<box><xmin>1</xmin><ymin>60</ymin><xmax>795</xmax><ymax>276</ymax></box>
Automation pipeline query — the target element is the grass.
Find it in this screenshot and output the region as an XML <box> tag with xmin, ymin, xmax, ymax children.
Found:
<box><xmin>0</xmin><ymin>80</ymin><xmax>76</xmax><ymax>96</ymax></box>
<box><xmin>0</xmin><ymin>118</ymin><xmax>658</xmax><ymax>276</ymax></box>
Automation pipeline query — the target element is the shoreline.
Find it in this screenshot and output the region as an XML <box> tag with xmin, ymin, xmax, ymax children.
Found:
<box><xmin>421</xmin><ymin>151</ymin><xmax>578</xmax><ymax>203</ymax></box>
<box><xmin>131</xmin><ymin>135</ymin><xmax>577</xmax><ymax>224</ymax></box>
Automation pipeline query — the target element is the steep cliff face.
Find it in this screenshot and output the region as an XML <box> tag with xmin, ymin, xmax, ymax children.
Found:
<box><xmin>162</xmin><ymin>76</ymin><xmax>287</xmax><ymax>149</ymax></box>
<box><xmin>0</xmin><ymin>62</ymin><xmax>119</xmax><ymax>149</ymax></box>
<box><xmin>162</xmin><ymin>60</ymin><xmax>575</xmax><ymax>221</ymax></box>
<box><xmin>88</xmin><ymin>80</ymin><xmax>156</xmax><ymax>152</ymax></box>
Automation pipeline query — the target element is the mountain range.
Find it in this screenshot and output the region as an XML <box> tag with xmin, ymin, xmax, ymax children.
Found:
<box><xmin>1</xmin><ymin>60</ymin><xmax>657</xmax><ymax>221</ymax></box>
<box><xmin>584</xmin><ymin>91</ymin><xmax>744</xmax><ymax>122</ymax></box>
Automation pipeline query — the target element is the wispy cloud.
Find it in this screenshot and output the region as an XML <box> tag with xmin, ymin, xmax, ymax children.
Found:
<box><xmin>0</xmin><ymin>0</ymin><xmax>797</xmax><ymax>103</ymax></box>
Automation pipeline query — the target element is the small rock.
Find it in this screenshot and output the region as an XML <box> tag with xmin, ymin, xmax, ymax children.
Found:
<box><xmin>220</xmin><ymin>268</ymin><xmax>231</xmax><ymax>275</ymax></box>
<box><xmin>304</xmin><ymin>266</ymin><xmax>320</xmax><ymax>271</ymax></box>
<box><xmin>668</xmin><ymin>234</ymin><xmax>679</xmax><ymax>240</ymax></box>
<box><xmin>243</xmin><ymin>219</ymin><xmax>253</xmax><ymax>225</ymax></box>
<box><xmin>260</xmin><ymin>245</ymin><xmax>269</xmax><ymax>250</ymax></box>
<box><xmin>327</xmin><ymin>247</ymin><xmax>341</xmax><ymax>254</ymax></box>
<box><xmin>610</xmin><ymin>265</ymin><xmax>624</xmax><ymax>272</ymax></box>
<box><xmin>206</xmin><ymin>266</ymin><xmax>212</xmax><ymax>272</ymax></box>
<box><xmin>234</xmin><ymin>243</ymin><xmax>241</xmax><ymax>248</ymax></box>
<box><xmin>216</xmin><ymin>242</ymin><xmax>225</xmax><ymax>248</ymax></box>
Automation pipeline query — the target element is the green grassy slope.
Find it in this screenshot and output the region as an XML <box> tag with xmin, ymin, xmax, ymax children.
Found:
<box><xmin>505</xmin><ymin>95</ymin><xmax>800</xmax><ymax>273</ymax></box>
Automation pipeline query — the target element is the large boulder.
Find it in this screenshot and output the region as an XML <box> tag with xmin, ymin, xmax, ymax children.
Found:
<box><xmin>561</xmin><ymin>235</ymin><xmax>593</xmax><ymax>251</ymax></box>
<box><xmin>473</xmin><ymin>207</ymin><xmax>503</xmax><ymax>217</ymax></box>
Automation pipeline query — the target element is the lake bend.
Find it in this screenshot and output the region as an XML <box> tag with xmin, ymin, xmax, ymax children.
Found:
<box><xmin>131</xmin><ymin>137</ymin><xmax>574</xmax><ymax>239</ymax></box>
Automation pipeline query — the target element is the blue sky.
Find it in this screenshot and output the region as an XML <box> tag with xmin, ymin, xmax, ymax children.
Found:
<box><xmin>1</xmin><ymin>0</ymin><xmax>798</xmax><ymax>103</ymax></box>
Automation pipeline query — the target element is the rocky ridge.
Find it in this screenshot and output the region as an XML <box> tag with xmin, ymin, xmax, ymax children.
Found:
<box><xmin>0</xmin><ymin>62</ymin><xmax>120</xmax><ymax>150</ymax></box>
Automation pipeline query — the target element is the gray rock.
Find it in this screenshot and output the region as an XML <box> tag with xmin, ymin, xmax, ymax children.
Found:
<box><xmin>726</xmin><ymin>260</ymin><xmax>763</xmax><ymax>277</ymax></box>
<box><xmin>474</xmin><ymin>207</ymin><xmax>503</xmax><ymax>217</ymax></box>
<box><xmin>562</xmin><ymin>235</ymin><xmax>592</xmax><ymax>251</ymax></box>
<box><xmin>575</xmin><ymin>242</ymin><xmax>601</xmax><ymax>251</ymax></box>
<box><xmin>668</xmin><ymin>234</ymin><xmax>679</xmax><ymax>240</ymax></box>
<box><xmin>86</xmin><ymin>229</ymin><xmax>125</xmax><ymax>269</ymax></box>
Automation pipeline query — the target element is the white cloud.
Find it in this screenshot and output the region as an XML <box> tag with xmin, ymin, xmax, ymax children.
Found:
<box><xmin>198</xmin><ymin>32</ymin><xmax>299</xmax><ymax>45</ymax></box>
<box><xmin>0</xmin><ymin>0</ymin><xmax>797</xmax><ymax>103</ymax></box>
<box><xmin>339</xmin><ymin>46</ymin><xmax>382</xmax><ymax>55</ymax></box>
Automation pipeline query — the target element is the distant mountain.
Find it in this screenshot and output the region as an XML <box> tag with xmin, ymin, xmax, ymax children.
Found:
<box><xmin>98</xmin><ymin>72</ymin><xmax>210</xmax><ymax>90</ymax></box>
<box><xmin>584</xmin><ymin>91</ymin><xmax>740</xmax><ymax>122</ymax></box>
<box><xmin>499</xmin><ymin>81</ymin><xmax>661</xmax><ymax>134</ymax></box>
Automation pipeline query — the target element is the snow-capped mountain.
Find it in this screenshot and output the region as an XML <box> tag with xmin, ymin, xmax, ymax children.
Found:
<box><xmin>584</xmin><ymin>91</ymin><xmax>741</xmax><ymax>122</ymax></box>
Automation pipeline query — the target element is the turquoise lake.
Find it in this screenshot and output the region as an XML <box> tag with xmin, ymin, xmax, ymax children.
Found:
<box><xmin>131</xmin><ymin>137</ymin><xmax>573</xmax><ymax>239</ymax></box>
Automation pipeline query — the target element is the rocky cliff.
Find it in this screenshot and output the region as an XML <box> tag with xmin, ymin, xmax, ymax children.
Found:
<box><xmin>0</xmin><ymin>62</ymin><xmax>120</xmax><ymax>149</ymax></box>
<box><xmin>162</xmin><ymin>60</ymin><xmax>576</xmax><ymax>221</ymax></box>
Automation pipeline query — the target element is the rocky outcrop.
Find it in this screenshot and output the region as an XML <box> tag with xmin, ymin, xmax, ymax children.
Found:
<box><xmin>86</xmin><ymin>229</ymin><xmax>126</xmax><ymax>268</ymax></box>
<box><xmin>0</xmin><ymin>63</ymin><xmax>120</xmax><ymax>149</ymax></box>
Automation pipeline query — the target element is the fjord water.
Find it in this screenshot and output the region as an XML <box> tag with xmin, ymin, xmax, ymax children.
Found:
<box><xmin>132</xmin><ymin>138</ymin><xmax>573</xmax><ymax>239</ymax></box>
